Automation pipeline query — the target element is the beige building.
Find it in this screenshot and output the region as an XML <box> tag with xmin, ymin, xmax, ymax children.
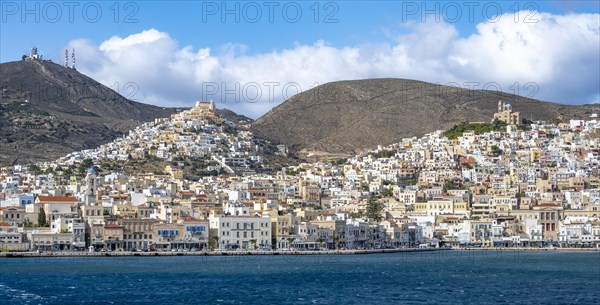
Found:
<box><xmin>534</xmin><ymin>203</ymin><xmax>563</xmax><ymax>242</ymax></box>
<box><xmin>122</xmin><ymin>218</ymin><xmax>158</xmax><ymax>250</ymax></box>
<box><xmin>493</xmin><ymin>101</ymin><xmax>520</xmax><ymax>125</ymax></box>
<box><xmin>0</xmin><ymin>206</ymin><xmax>26</xmax><ymax>225</ymax></box>
<box><xmin>35</xmin><ymin>196</ymin><xmax>78</xmax><ymax>224</ymax></box>
<box><xmin>271</xmin><ymin>212</ymin><xmax>295</xmax><ymax>249</ymax></box>
<box><xmin>469</xmin><ymin>220</ymin><xmax>493</xmax><ymax>247</ymax></box>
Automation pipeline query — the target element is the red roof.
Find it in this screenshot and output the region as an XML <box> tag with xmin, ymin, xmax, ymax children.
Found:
<box><xmin>0</xmin><ymin>206</ymin><xmax>24</xmax><ymax>210</ymax></box>
<box><xmin>538</xmin><ymin>203</ymin><xmax>559</xmax><ymax>207</ymax></box>
<box><xmin>37</xmin><ymin>196</ymin><xmax>77</xmax><ymax>203</ymax></box>
<box><xmin>183</xmin><ymin>216</ymin><xmax>202</xmax><ymax>222</ymax></box>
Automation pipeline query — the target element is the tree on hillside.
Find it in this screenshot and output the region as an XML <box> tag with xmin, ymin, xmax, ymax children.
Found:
<box><xmin>77</xmin><ymin>158</ymin><xmax>94</xmax><ymax>176</ymax></box>
<box><xmin>366</xmin><ymin>195</ymin><xmax>383</xmax><ymax>222</ymax></box>
<box><xmin>381</xmin><ymin>188</ymin><xmax>394</xmax><ymax>198</ymax></box>
<box><xmin>490</xmin><ymin>145</ymin><xmax>503</xmax><ymax>157</ymax></box>
<box><xmin>28</xmin><ymin>163</ymin><xmax>42</xmax><ymax>175</ymax></box>
<box><xmin>492</xmin><ymin>119</ymin><xmax>507</xmax><ymax>130</ymax></box>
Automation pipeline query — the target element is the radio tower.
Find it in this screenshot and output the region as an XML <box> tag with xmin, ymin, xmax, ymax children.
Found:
<box><xmin>64</xmin><ymin>49</ymin><xmax>69</xmax><ymax>67</ymax></box>
<box><xmin>71</xmin><ymin>48</ymin><xmax>76</xmax><ymax>70</ymax></box>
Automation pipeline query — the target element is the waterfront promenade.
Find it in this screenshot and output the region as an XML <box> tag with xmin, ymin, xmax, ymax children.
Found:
<box><xmin>1</xmin><ymin>248</ymin><xmax>443</xmax><ymax>258</ymax></box>
<box><xmin>1</xmin><ymin>247</ymin><xmax>597</xmax><ymax>258</ymax></box>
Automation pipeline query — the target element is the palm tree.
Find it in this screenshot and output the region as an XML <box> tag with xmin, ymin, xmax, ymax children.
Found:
<box><xmin>333</xmin><ymin>235</ymin><xmax>340</xmax><ymax>250</ymax></box>
<box><xmin>211</xmin><ymin>236</ymin><xmax>220</xmax><ymax>250</ymax></box>
<box><xmin>316</xmin><ymin>237</ymin><xmax>324</xmax><ymax>250</ymax></box>
<box><xmin>286</xmin><ymin>237</ymin><xmax>295</xmax><ymax>249</ymax></box>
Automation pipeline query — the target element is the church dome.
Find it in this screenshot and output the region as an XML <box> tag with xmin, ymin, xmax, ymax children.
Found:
<box><xmin>87</xmin><ymin>168</ymin><xmax>95</xmax><ymax>174</ymax></box>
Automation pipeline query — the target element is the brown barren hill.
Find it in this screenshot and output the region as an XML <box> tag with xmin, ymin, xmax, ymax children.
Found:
<box><xmin>0</xmin><ymin>60</ymin><xmax>178</xmax><ymax>166</ymax></box>
<box><xmin>252</xmin><ymin>79</ymin><xmax>599</xmax><ymax>157</ymax></box>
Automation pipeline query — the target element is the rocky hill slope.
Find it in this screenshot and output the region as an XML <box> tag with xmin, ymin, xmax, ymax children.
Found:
<box><xmin>0</xmin><ymin>59</ymin><xmax>179</xmax><ymax>166</ymax></box>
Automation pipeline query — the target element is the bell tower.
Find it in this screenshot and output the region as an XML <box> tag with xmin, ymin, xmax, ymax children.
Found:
<box><xmin>85</xmin><ymin>168</ymin><xmax>97</xmax><ymax>205</ymax></box>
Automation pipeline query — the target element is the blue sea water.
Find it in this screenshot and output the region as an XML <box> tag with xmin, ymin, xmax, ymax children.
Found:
<box><xmin>1</xmin><ymin>250</ymin><xmax>599</xmax><ymax>304</ymax></box>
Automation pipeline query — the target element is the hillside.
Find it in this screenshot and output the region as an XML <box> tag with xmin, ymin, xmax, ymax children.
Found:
<box><xmin>51</xmin><ymin>102</ymin><xmax>293</xmax><ymax>177</ymax></box>
<box><xmin>214</xmin><ymin>108</ymin><xmax>253</xmax><ymax>125</ymax></box>
<box><xmin>253</xmin><ymin>78</ymin><xmax>599</xmax><ymax>158</ymax></box>
<box><xmin>0</xmin><ymin>59</ymin><xmax>178</xmax><ymax>166</ymax></box>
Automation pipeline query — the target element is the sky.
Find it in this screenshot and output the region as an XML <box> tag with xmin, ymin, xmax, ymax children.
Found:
<box><xmin>1</xmin><ymin>0</ymin><xmax>599</xmax><ymax>118</ymax></box>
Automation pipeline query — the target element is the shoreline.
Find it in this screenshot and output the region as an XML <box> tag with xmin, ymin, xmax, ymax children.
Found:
<box><xmin>0</xmin><ymin>248</ymin><xmax>443</xmax><ymax>258</ymax></box>
<box><xmin>1</xmin><ymin>247</ymin><xmax>598</xmax><ymax>258</ymax></box>
<box><xmin>453</xmin><ymin>247</ymin><xmax>599</xmax><ymax>252</ymax></box>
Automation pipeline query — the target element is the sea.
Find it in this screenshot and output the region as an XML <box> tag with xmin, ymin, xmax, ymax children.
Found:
<box><xmin>1</xmin><ymin>250</ymin><xmax>599</xmax><ymax>304</ymax></box>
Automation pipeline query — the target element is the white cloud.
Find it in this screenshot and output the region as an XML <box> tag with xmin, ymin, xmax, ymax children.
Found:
<box><xmin>67</xmin><ymin>12</ymin><xmax>599</xmax><ymax>119</ymax></box>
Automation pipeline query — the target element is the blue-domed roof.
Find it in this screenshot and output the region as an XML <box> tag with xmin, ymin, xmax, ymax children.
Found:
<box><xmin>87</xmin><ymin>168</ymin><xmax>95</xmax><ymax>173</ymax></box>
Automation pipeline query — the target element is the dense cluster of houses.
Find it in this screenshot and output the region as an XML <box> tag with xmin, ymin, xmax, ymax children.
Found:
<box><xmin>1</xmin><ymin>104</ymin><xmax>599</xmax><ymax>252</ymax></box>
<box><xmin>56</xmin><ymin>101</ymin><xmax>270</xmax><ymax>176</ymax></box>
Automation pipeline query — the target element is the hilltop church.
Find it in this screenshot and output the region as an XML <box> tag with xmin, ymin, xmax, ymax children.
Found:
<box><xmin>493</xmin><ymin>101</ymin><xmax>521</xmax><ymax>125</ymax></box>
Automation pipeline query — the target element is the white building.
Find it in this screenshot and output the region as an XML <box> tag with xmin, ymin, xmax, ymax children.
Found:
<box><xmin>209</xmin><ymin>214</ymin><xmax>272</xmax><ymax>250</ymax></box>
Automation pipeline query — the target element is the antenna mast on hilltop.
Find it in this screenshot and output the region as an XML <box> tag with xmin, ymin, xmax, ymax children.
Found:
<box><xmin>71</xmin><ymin>48</ymin><xmax>76</xmax><ymax>70</ymax></box>
<box><xmin>64</xmin><ymin>49</ymin><xmax>69</xmax><ymax>67</ymax></box>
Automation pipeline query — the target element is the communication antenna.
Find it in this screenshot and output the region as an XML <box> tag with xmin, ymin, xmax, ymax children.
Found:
<box><xmin>65</xmin><ymin>49</ymin><xmax>69</xmax><ymax>67</ymax></box>
<box><xmin>71</xmin><ymin>48</ymin><xmax>76</xmax><ymax>69</ymax></box>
